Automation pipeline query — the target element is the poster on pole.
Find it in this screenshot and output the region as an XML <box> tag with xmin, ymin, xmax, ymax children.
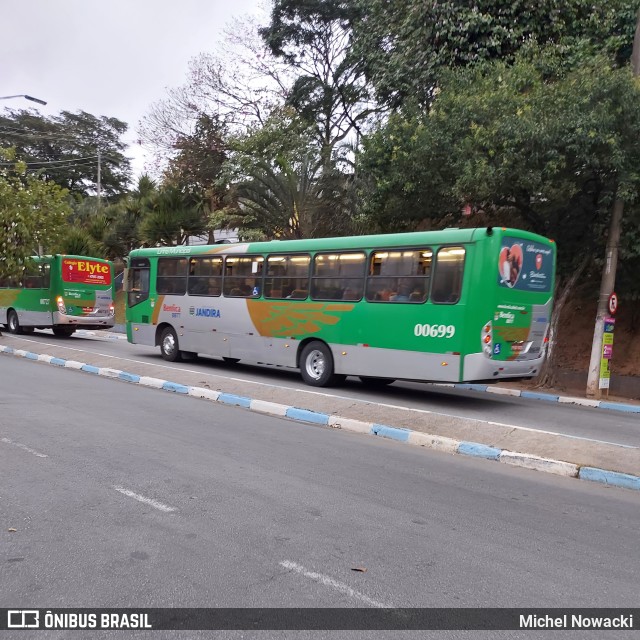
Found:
<box><xmin>598</xmin><ymin>317</ymin><xmax>616</xmax><ymax>390</ymax></box>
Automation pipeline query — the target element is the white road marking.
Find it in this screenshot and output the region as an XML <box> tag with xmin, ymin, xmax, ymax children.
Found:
<box><xmin>1</xmin><ymin>437</ymin><xmax>48</xmax><ymax>458</ymax></box>
<box><xmin>279</xmin><ymin>560</ymin><xmax>391</xmax><ymax>608</ymax></box>
<box><xmin>113</xmin><ymin>485</ymin><xmax>176</xmax><ymax>512</ymax></box>
<box><xmin>11</xmin><ymin>335</ymin><xmax>639</xmax><ymax>450</ymax></box>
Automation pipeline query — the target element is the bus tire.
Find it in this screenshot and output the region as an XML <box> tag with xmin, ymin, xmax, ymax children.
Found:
<box><xmin>359</xmin><ymin>376</ymin><xmax>395</xmax><ymax>388</ymax></box>
<box><xmin>160</xmin><ymin>327</ymin><xmax>182</xmax><ymax>362</ymax></box>
<box><xmin>300</xmin><ymin>341</ymin><xmax>342</xmax><ymax>387</ymax></box>
<box><xmin>52</xmin><ymin>326</ymin><xmax>75</xmax><ymax>337</ymax></box>
<box><xmin>7</xmin><ymin>310</ymin><xmax>23</xmax><ymax>334</ymax></box>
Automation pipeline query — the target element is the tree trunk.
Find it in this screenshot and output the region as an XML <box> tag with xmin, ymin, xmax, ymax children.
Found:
<box><xmin>536</xmin><ymin>254</ymin><xmax>590</xmax><ymax>388</ymax></box>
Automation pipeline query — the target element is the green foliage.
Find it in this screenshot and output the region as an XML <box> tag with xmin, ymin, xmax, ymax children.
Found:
<box><xmin>0</xmin><ymin>149</ymin><xmax>71</xmax><ymax>278</ymax></box>
<box><xmin>358</xmin><ymin>50</ymin><xmax>640</xmax><ymax>277</ymax></box>
<box><xmin>55</xmin><ymin>227</ymin><xmax>101</xmax><ymax>257</ymax></box>
<box><xmin>0</xmin><ymin>109</ymin><xmax>132</xmax><ymax>198</ymax></box>
<box><xmin>139</xmin><ymin>185</ymin><xmax>206</xmax><ymax>246</ymax></box>
<box><xmin>349</xmin><ymin>0</ymin><xmax>637</xmax><ymax>107</ymax></box>
<box><xmin>163</xmin><ymin>114</ymin><xmax>228</xmax><ymax>215</ymax></box>
<box><xmin>261</xmin><ymin>0</ymin><xmax>376</xmax><ymax>159</ymax></box>
<box><xmin>213</xmin><ymin>150</ymin><xmax>362</xmax><ymax>241</ymax></box>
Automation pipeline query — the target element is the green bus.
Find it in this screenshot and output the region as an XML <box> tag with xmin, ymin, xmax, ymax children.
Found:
<box><xmin>0</xmin><ymin>255</ymin><xmax>115</xmax><ymax>337</ymax></box>
<box><xmin>124</xmin><ymin>227</ymin><xmax>555</xmax><ymax>387</ymax></box>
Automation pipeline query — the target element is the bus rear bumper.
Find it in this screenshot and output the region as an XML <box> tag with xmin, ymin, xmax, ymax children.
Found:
<box><xmin>54</xmin><ymin>312</ymin><xmax>115</xmax><ymax>329</ymax></box>
<box><xmin>463</xmin><ymin>352</ymin><xmax>544</xmax><ymax>382</ymax></box>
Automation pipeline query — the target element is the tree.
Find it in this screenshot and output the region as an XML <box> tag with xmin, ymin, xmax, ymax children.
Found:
<box><xmin>349</xmin><ymin>0</ymin><xmax>637</xmax><ymax>107</ymax></box>
<box><xmin>139</xmin><ymin>15</ymin><xmax>293</xmax><ymax>169</ymax></box>
<box><xmin>139</xmin><ymin>185</ymin><xmax>206</xmax><ymax>246</ymax></box>
<box><xmin>162</xmin><ymin>114</ymin><xmax>228</xmax><ymax>242</ymax></box>
<box><xmin>0</xmin><ymin>109</ymin><xmax>132</xmax><ymax>198</ymax></box>
<box><xmin>361</xmin><ymin>48</ymin><xmax>640</xmax><ymax>256</ymax></box>
<box><xmin>261</xmin><ymin>0</ymin><xmax>377</xmax><ymax>166</ymax></box>
<box><xmin>0</xmin><ymin>149</ymin><xmax>71</xmax><ymax>279</ymax></box>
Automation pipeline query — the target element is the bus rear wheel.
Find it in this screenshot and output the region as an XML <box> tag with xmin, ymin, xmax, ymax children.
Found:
<box><xmin>52</xmin><ymin>326</ymin><xmax>75</xmax><ymax>337</ymax></box>
<box><xmin>160</xmin><ymin>327</ymin><xmax>182</xmax><ymax>362</ymax></box>
<box><xmin>300</xmin><ymin>341</ymin><xmax>344</xmax><ymax>387</ymax></box>
<box><xmin>7</xmin><ymin>310</ymin><xmax>23</xmax><ymax>334</ymax></box>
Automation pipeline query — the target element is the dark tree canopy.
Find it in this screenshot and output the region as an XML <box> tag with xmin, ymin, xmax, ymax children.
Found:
<box><xmin>0</xmin><ymin>108</ymin><xmax>132</xmax><ymax>199</ymax></box>
<box><xmin>348</xmin><ymin>0</ymin><xmax>638</xmax><ymax>107</ymax></box>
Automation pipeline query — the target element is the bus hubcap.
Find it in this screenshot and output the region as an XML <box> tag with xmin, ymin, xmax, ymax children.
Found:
<box><xmin>306</xmin><ymin>350</ymin><xmax>325</xmax><ymax>380</ymax></box>
<box><xmin>163</xmin><ymin>334</ymin><xmax>176</xmax><ymax>355</ymax></box>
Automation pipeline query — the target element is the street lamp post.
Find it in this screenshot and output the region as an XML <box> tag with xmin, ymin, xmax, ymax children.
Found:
<box><xmin>0</xmin><ymin>94</ymin><xmax>47</xmax><ymax>105</ymax></box>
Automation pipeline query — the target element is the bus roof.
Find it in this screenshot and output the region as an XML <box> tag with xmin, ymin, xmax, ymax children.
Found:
<box><xmin>32</xmin><ymin>254</ymin><xmax>112</xmax><ymax>263</ymax></box>
<box><xmin>128</xmin><ymin>227</ymin><xmax>553</xmax><ymax>258</ymax></box>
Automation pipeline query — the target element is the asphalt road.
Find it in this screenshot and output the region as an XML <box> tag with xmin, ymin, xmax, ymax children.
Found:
<box><xmin>2</xmin><ymin>355</ymin><xmax>639</xmax><ymax>639</ymax></box>
<box><xmin>10</xmin><ymin>329</ymin><xmax>640</xmax><ymax>449</ymax></box>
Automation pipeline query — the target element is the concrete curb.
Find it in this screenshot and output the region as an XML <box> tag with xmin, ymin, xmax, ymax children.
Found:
<box><xmin>2</xmin><ymin>344</ymin><xmax>639</xmax><ymax>493</ymax></box>
<box><xmin>443</xmin><ymin>381</ymin><xmax>640</xmax><ymax>414</ymax></box>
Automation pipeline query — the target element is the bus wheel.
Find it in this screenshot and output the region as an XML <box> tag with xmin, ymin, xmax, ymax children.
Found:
<box><xmin>300</xmin><ymin>341</ymin><xmax>342</xmax><ymax>387</ymax></box>
<box><xmin>359</xmin><ymin>376</ymin><xmax>395</xmax><ymax>388</ymax></box>
<box><xmin>160</xmin><ymin>327</ymin><xmax>182</xmax><ymax>362</ymax></box>
<box><xmin>7</xmin><ymin>310</ymin><xmax>23</xmax><ymax>334</ymax></box>
<box><xmin>52</xmin><ymin>326</ymin><xmax>75</xmax><ymax>337</ymax></box>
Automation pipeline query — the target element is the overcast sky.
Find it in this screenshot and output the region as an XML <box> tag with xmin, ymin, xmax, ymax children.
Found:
<box><xmin>2</xmin><ymin>0</ymin><xmax>265</xmax><ymax>178</ymax></box>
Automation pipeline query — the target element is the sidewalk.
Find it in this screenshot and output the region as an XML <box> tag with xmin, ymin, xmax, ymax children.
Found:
<box><xmin>2</xmin><ymin>332</ymin><xmax>640</xmax><ymax>492</ymax></box>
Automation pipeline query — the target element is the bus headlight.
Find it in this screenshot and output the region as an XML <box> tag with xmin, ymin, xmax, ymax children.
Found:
<box><xmin>109</xmin><ymin>303</ymin><xmax>115</xmax><ymax>316</ymax></box>
<box><xmin>56</xmin><ymin>296</ymin><xmax>67</xmax><ymax>314</ymax></box>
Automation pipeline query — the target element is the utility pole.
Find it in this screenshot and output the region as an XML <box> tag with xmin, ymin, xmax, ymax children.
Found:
<box><xmin>585</xmin><ymin>10</ymin><xmax>640</xmax><ymax>397</ymax></box>
<box><xmin>97</xmin><ymin>148</ymin><xmax>102</xmax><ymax>205</ymax></box>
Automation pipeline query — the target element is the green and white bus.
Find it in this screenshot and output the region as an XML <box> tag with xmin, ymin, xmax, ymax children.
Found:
<box><xmin>124</xmin><ymin>227</ymin><xmax>555</xmax><ymax>387</ymax></box>
<box><xmin>0</xmin><ymin>255</ymin><xmax>115</xmax><ymax>336</ymax></box>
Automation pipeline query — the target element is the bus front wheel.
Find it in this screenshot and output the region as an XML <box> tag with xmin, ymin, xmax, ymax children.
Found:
<box><xmin>160</xmin><ymin>327</ymin><xmax>182</xmax><ymax>362</ymax></box>
<box><xmin>300</xmin><ymin>341</ymin><xmax>344</xmax><ymax>387</ymax></box>
<box><xmin>7</xmin><ymin>310</ymin><xmax>23</xmax><ymax>335</ymax></box>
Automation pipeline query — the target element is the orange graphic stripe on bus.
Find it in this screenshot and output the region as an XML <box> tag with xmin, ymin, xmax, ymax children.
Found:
<box><xmin>152</xmin><ymin>296</ymin><xmax>165</xmax><ymax>325</ymax></box>
<box><xmin>247</xmin><ymin>300</ymin><xmax>354</xmax><ymax>337</ymax></box>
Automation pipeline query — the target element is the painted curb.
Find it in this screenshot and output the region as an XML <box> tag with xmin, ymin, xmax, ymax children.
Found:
<box><xmin>2</xmin><ymin>344</ymin><xmax>640</xmax><ymax>492</ymax></box>
<box><xmin>443</xmin><ymin>382</ymin><xmax>640</xmax><ymax>413</ymax></box>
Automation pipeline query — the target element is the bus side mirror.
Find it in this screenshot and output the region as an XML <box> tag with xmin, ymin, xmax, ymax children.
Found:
<box><xmin>122</xmin><ymin>268</ymin><xmax>130</xmax><ymax>292</ymax></box>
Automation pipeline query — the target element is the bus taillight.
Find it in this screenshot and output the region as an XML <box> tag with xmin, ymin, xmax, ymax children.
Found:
<box><xmin>56</xmin><ymin>296</ymin><xmax>66</xmax><ymax>314</ymax></box>
<box><xmin>481</xmin><ymin>322</ymin><xmax>493</xmax><ymax>356</ymax></box>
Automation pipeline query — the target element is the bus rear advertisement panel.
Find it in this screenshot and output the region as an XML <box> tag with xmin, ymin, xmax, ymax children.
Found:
<box><xmin>125</xmin><ymin>228</ymin><xmax>556</xmax><ymax>387</ymax></box>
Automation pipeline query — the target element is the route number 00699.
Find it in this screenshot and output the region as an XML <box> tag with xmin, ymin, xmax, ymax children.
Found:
<box><xmin>414</xmin><ymin>324</ymin><xmax>456</xmax><ymax>338</ymax></box>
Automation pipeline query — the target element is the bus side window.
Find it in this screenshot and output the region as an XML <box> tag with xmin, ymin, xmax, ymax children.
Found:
<box><xmin>265</xmin><ymin>254</ymin><xmax>310</xmax><ymax>299</ymax></box>
<box><xmin>432</xmin><ymin>246</ymin><xmax>465</xmax><ymax>304</ymax></box>
<box><xmin>157</xmin><ymin>258</ymin><xmax>187</xmax><ymax>295</ymax></box>
<box><xmin>310</xmin><ymin>252</ymin><xmax>365</xmax><ymax>302</ymax></box>
<box><xmin>365</xmin><ymin>249</ymin><xmax>432</xmax><ymax>303</ymax></box>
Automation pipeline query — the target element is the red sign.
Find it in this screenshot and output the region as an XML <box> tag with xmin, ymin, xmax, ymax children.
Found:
<box><xmin>62</xmin><ymin>259</ymin><xmax>111</xmax><ymax>285</ymax></box>
<box><xmin>608</xmin><ymin>292</ymin><xmax>618</xmax><ymax>316</ymax></box>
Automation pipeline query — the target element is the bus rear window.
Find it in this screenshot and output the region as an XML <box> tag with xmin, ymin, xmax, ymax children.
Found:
<box><xmin>62</xmin><ymin>258</ymin><xmax>111</xmax><ymax>285</ymax></box>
